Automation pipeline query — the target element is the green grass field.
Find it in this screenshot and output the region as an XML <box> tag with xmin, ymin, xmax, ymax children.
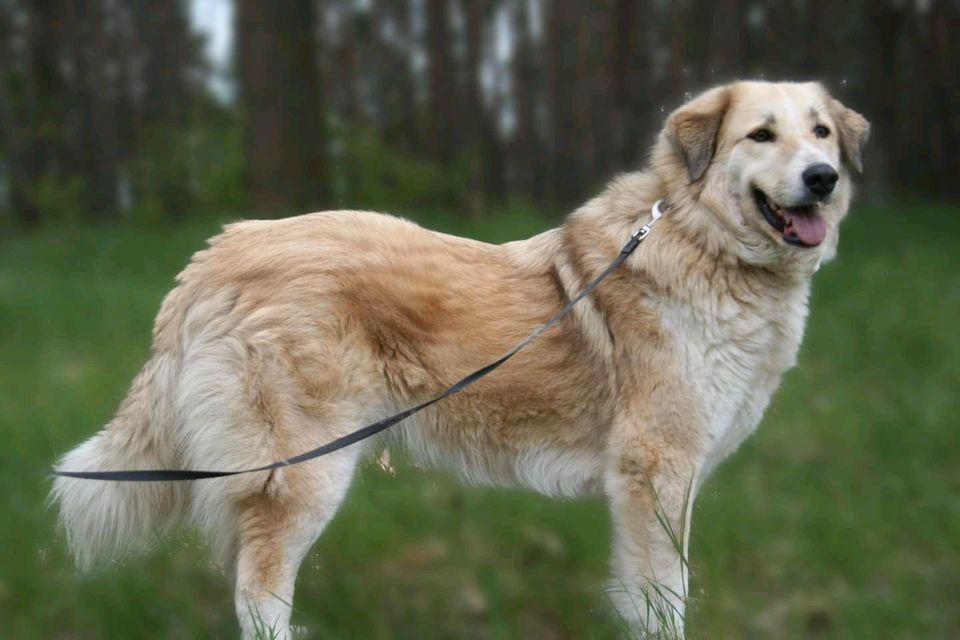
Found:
<box><xmin>1</xmin><ymin>203</ymin><xmax>957</xmax><ymax>639</ymax></box>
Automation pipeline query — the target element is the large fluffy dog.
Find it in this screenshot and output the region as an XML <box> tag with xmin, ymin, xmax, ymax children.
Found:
<box><xmin>52</xmin><ymin>81</ymin><xmax>868</xmax><ymax>638</ymax></box>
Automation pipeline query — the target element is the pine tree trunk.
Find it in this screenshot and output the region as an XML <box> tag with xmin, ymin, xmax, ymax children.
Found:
<box><xmin>236</xmin><ymin>0</ymin><xmax>330</xmax><ymax>214</ymax></box>
<box><xmin>511</xmin><ymin>0</ymin><xmax>542</xmax><ymax>198</ymax></box>
<box><xmin>426</xmin><ymin>0</ymin><xmax>457</xmax><ymax>165</ymax></box>
<box><xmin>464</xmin><ymin>0</ymin><xmax>505</xmax><ymax>205</ymax></box>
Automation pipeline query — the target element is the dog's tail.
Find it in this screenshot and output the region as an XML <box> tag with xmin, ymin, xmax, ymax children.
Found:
<box><xmin>50</xmin><ymin>355</ymin><xmax>186</xmax><ymax>571</ymax></box>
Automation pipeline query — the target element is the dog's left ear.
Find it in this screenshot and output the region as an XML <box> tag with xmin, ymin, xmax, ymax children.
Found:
<box><xmin>666</xmin><ymin>86</ymin><xmax>732</xmax><ymax>182</ymax></box>
<box><xmin>826</xmin><ymin>95</ymin><xmax>871</xmax><ymax>174</ymax></box>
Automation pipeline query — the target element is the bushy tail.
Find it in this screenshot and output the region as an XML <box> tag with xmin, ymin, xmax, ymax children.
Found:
<box><xmin>50</xmin><ymin>357</ymin><xmax>186</xmax><ymax>571</ymax></box>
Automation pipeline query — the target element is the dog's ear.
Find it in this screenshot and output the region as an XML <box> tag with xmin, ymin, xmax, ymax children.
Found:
<box><xmin>666</xmin><ymin>86</ymin><xmax>732</xmax><ymax>182</ymax></box>
<box><xmin>827</xmin><ymin>96</ymin><xmax>870</xmax><ymax>174</ymax></box>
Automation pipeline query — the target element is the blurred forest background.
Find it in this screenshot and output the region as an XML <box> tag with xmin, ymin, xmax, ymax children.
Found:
<box><xmin>1</xmin><ymin>0</ymin><xmax>958</xmax><ymax>229</ymax></box>
<box><xmin>2</xmin><ymin>2</ymin><xmax>960</xmax><ymax>639</ymax></box>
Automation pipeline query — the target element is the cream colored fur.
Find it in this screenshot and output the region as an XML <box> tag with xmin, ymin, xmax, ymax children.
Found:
<box><xmin>51</xmin><ymin>81</ymin><xmax>868</xmax><ymax>639</ymax></box>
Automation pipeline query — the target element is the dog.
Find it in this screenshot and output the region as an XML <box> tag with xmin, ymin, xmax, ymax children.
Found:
<box><xmin>52</xmin><ymin>81</ymin><xmax>868</xmax><ymax>638</ymax></box>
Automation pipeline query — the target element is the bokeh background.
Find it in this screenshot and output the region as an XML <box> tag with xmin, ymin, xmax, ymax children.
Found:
<box><xmin>1</xmin><ymin>1</ymin><xmax>958</xmax><ymax>638</ymax></box>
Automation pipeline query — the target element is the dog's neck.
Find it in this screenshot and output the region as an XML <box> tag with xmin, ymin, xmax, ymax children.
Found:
<box><xmin>562</xmin><ymin>172</ymin><xmax>816</xmax><ymax>310</ymax></box>
<box><xmin>640</xmin><ymin>209</ymin><xmax>807</xmax><ymax>307</ymax></box>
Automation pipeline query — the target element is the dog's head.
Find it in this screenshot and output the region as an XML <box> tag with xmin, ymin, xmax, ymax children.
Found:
<box><xmin>657</xmin><ymin>81</ymin><xmax>869</xmax><ymax>271</ymax></box>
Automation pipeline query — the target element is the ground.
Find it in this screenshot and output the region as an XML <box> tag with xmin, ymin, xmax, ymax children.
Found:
<box><xmin>1</xmin><ymin>203</ymin><xmax>957</xmax><ymax>638</ymax></box>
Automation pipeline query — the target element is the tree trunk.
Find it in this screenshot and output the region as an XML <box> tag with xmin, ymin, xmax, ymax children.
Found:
<box><xmin>464</xmin><ymin>0</ymin><xmax>505</xmax><ymax>205</ymax></box>
<box><xmin>860</xmin><ymin>0</ymin><xmax>903</xmax><ymax>197</ymax></box>
<box><xmin>706</xmin><ymin>0</ymin><xmax>743</xmax><ymax>82</ymax></box>
<box><xmin>374</xmin><ymin>0</ymin><xmax>419</xmax><ymax>153</ymax></box>
<box><xmin>511</xmin><ymin>0</ymin><xmax>544</xmax><ymax>198</ymax></box>
<box><xmin>63</xmin><ymin>0</ymin><xmax>120</xmax><ymax>220</ymax></box>
<box><xmin>925</xmin><ymin>0</ymin><xmax>960</xmax><ymax>198</ymax></box>
<box><xmin>546</xmin><ymin>0</ymin><xmax>583</xmax><ymax>205</ymax></box>
<box><xmin>426</xmin><ymin>0</ymin><xmax>457</xmax><ymax>165</ymax></box>
<box><xmin>236</xmin><ymin>0</ymin><xmax>330</xmax><ymax>214</ymax></box>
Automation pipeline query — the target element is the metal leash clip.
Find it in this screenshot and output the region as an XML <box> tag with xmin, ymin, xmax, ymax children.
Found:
<box><xmin>621</xmin><ymin>199</ymin><xmax>667</xmax><ymax>255</ymax></box>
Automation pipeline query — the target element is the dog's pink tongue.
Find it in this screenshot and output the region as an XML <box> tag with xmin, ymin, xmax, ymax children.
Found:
<box><xmin>784</xmin><ymin>209</ymin><xmax>827</xmax><ymax>246</ymax></box>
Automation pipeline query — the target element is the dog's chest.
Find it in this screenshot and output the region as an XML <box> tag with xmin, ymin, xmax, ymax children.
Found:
<box><xmin>657</xmin><ymin>287</ymin><xmax>809</xmax><ymax>475</ymax></box>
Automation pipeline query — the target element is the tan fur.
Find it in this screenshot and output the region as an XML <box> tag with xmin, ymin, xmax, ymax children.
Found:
<box><xmin>52</xmin><ymin>81</ymin><xmax>868</xmax><ymax>638</ymax></box>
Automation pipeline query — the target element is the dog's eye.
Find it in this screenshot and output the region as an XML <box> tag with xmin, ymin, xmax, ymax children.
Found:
<box><xmin>748</xmin><ymin>128</ymin><xmax>775</xmax><ymax>143</ymax></box>
<box><xmin>813</xmin><ymin>124</ymin><xmax>831</xmax><ymax>138</ymax></box>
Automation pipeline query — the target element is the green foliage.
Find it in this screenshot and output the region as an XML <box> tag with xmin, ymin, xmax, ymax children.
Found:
<box><xmin>125</xmin><ymin>125</ymin><xmax>193</xmax><ymax>223</ymax></box>
<box><xmin>31</xmin><ymin>174</ymin><xmax>88</xmax><ymax>225</ymax></box>
<box><xmin>125</xmin><ymin>120</ymin><xmax>246</xmax><ymax>224</ymax></box>
<box><xmin>188</xmin><ymin>120</ymin><xmax>247</xmax><ymax>215</ymax></box>
<box><xmin>335</xmin><ymin>126</ymin><xmax>471</xmax><ymax>213</ymax></box>
<box><xmin>0</xmin><ymin>204</ymin><xmax>957</xmax><ymax>638</ymax></box>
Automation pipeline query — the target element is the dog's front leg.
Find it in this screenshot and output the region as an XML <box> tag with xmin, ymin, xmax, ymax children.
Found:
<box><xmin>605</xmin><ymin>430</ymin><xmax>700</xmax><ymax>639</ymax></box>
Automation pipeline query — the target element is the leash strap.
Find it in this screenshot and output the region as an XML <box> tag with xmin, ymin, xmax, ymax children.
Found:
<box><xmin>53</xmin><ymin>201</ymin><xmax>666</xmax><ymax>482</ymax></box>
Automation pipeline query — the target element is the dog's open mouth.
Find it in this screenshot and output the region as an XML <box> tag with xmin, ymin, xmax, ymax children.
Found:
<box><xmin>752</xmin><ymin>189</ymin><xmax>826</xmax><ymax>248</ymax></box>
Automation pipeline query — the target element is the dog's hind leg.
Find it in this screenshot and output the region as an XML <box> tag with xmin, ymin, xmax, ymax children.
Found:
<box><xmin>229</xmin><ymin>448</ymin><xmax>360</xmax><ymax>640</ymax></box>
<box><xmin>176</xmin><ymin>324</ymin><xmax>377</xmax><ymax>637</ymax></box>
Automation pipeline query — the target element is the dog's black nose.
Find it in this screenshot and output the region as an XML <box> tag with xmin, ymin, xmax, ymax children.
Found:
<box><xmin>803</xmin><ymin>163</ymin><xmax>839</xmax><ymax>198</ymax></box>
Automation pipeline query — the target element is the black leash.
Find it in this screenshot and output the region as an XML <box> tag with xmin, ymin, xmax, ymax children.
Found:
<box><xmin>53</xmin><ymin>202</ymin><xmax>666</xmax><ymax>482</ymax></box>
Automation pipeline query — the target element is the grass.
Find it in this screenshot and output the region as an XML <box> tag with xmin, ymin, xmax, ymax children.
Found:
<box><xmin>0</xmin><ymin>201</ymin><xmax>957</xmax><ymax>638</ymax></box>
